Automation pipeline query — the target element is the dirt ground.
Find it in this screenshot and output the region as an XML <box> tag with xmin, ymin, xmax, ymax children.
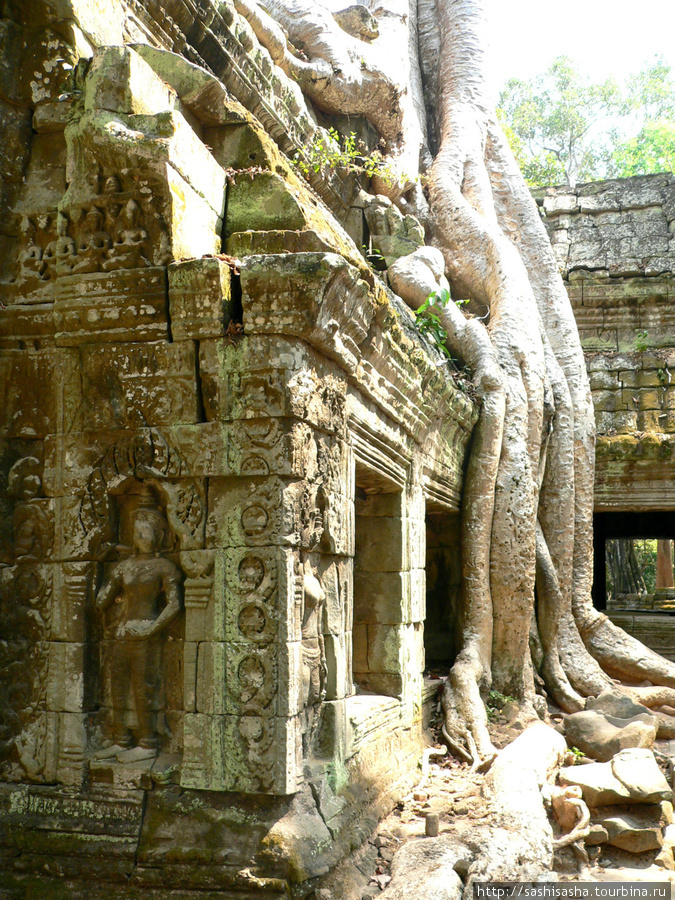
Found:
<box><xmin>316</xmin><ymin>682</ymin><xmax>675</xmax><ymax>900</ymax></box>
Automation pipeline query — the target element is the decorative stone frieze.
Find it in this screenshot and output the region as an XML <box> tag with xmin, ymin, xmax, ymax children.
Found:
<box><xmin>0</xmin><ymin>1</ymin><xmax>476</xmax><ymax>894</ymax></box>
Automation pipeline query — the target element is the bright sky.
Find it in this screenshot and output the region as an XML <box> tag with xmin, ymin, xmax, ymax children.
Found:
<box><xmin>485</xmin><ymin>0</ymin><xmax>675</xmax><ymax>101</ymax></box>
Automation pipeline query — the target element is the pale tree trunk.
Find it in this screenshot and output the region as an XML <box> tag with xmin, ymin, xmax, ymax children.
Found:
<box><xmin>657</xmin><ymin>539</ymin><xmax>674</xmax><ymax>589</ymax></box>
<box><xmin>243</xmin><ymin>0</ymin><xmax>675</xmax><ymax>876</ymax></box>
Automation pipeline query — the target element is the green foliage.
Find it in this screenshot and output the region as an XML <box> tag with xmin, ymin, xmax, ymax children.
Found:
<box><xmin>413</xmin><ymin>288</ymin><xmax>468</xmax><ymax>359</ymax></box>
<box><xmin>292</xmin><ymin>127</ymin><xmax>397</xmax><ymax>185</ymax></box>
<box><xmin>606</xmin><ymin>538</ymin><xmax>660</xmax><ymax>596</ymax></box>
<box><xmin>634</xmin><ymin>330</ymin><xmax>650</xmax><ymax>352</ymax></box>
<box><xmin>486</xmin><ymin>690</ymin><xmax>515</xmax><ymax>721</ymax></box>
<box><xmin>569</xmin><ymin>746</ymin><xmax>585</xmax><ymax>764</ymax></box>
<box><xmin>487</xmin><ymin>690</ymin><xmax>515</xmax><ymax>708</ymax></box>
<box><xmin>498</xmin><ymin>56</ymin><xmax>675</xmax><ymax>188</ymax></box>
<box><xmin>609</xmin><ymin>120</ymin><xmax>675</xmax><ymax>178</ymax></box>
<box><xmin>497</xmin><ymin>56</ymin><xmax>620</xmax><ymax>188</ymax></box>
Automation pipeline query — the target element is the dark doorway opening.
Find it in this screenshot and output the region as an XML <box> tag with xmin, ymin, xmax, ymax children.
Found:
<box><xmin>593</xmin><ymin>511</ymin><xmax>675</xmax><ymax>611</ymax></box>
<box><xmin>424</xmin><ymin>506</ymin><xmax>462</xmax><ymax>668</ymax></box>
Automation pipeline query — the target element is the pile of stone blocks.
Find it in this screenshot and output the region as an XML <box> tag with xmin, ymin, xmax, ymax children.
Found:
<box><xmin>560</xmin><ymin>748</ymin><xmax>673</xmax><ymax>856</ymax></box>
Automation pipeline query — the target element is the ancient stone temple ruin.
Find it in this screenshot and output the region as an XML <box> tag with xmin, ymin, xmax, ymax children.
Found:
<box><xmin>2</xmin><ymin>0</ymin><xmax>675</xmax><ymax>893</ymax></box>
<box><xmin>0</xmin><ymin>2</ymin><xmax>474</xmax><ymax>894</ymax></box>
<box><xmin>542</xmin><ymin>175</ymin><xmax>675</xmax><ymax>662</ymax></box>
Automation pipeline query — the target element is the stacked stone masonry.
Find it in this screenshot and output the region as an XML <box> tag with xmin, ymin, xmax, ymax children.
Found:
<box><xmin>542</xmin><ymin>175</ymin><xmax>675</xmax><ymax>663</ymax></box>
<box><xmin>542</xmin><ymin>174</ymin><xmax>675</xmax><ymax>512</ymax></box>
<box><xmin>0</xmin><ymin>2</ymin><xmax>476</xmax><ymax>895</ymax></box>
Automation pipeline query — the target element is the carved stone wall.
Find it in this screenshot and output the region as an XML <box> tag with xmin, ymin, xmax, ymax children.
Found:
<box><xmin>0</xmin><ymin>2</ymin><xmax>476</xmax><ymax>894</ymax></box>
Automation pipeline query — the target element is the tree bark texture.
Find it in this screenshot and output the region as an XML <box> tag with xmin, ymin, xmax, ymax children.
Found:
<box><xmin>242</xmin><ymin>0</ymin><xmax>675</xmax><ymax>772</ymax></box>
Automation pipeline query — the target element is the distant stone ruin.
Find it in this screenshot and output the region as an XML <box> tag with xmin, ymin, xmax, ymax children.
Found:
<box><xmin>542</xmin><ymin>174</ymin><xmax>675</xmax><ymax>663</ymax></box>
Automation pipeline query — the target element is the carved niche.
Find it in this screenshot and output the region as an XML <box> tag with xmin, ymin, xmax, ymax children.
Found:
<box><xmin>93</xmin><ymin>482</ymin><xmax>184</xmax><ymax>767</ymax></box>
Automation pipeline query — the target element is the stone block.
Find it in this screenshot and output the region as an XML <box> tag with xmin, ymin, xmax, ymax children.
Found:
<box><xmin>226</xmin><ymin>171</ymin><xmax>309</xmax><ymax>234</ymax></box>
<box><xmin>184</xmin><ymin>641</ymin><xmax>198</xmax><ymax>713</ymax></box>
<box><xmin>85</xmin><ymin>46</ymin><xmax>178</xmax><ymax>117</ymax></box>
<box><xmin>604</xmin><ymin>812</ymin><xmax>663</xmax><ymax>853</ymax></box>
<box><xmin>410</xmin><ymin>569</ymin><xmax>426</xmax><ymax>624</ymax></box>
<box><xmin>164</xmin><ymin>161</ymin><xmax>224</xmax><ymax>257</ymax></box>
<box><xmin>51</xmin><ymin>562</ymin><xmax>92</xmax><ymax>642</ymax></box>
<box><xmin>324</xmin><ymin>631</ymin><xmax>350</xmax><ymax>701</ymax></box>
<box><xmin>226</xmin><ymin>228</ymin><xmax>336</xmax><ymax>257</ymax></box>
<box><xmin>352</xmin><ymin>624</ymin><xmax>368</xmax><ymax>674</ymax></box>
<box><xmin>54</xmin><ymin>268</ymin><xmax>168</xmax><ymax>346</ymax></box>
<box><xmin>196</xmin><ymin>639</ymin><xmax>302</xmax><ymax>718</ymax></box>
<box><xmin>560</xmin><ymin>748</ymin><xmax>672</xmax><ymax>808</ymax></box>
<box><xmin>592</xmin><ymin>390</ymin><xmax>618</xmax><ymax>412</ymax></box>
<box><xmin>0</xmin><ymin>349</ymin><xmax>63</xmax><ymax>438</ymax></box>
<box><xmin>203</xmin><ymin>122</ymin><xmax>280</xmax><ymax>170</ymax></box>
<box><xmin>226</xmin><ymin>417</ymin><xmax>322</xmax><ymax>480</ymax></box>
<box><xmin>564</xmin><ymin>710</ymin><xmax>657</xmax><ymax>762</ymax></box>
<box><xmin>355</xmin><ymin>515</ymin><xmax>405</xmax><ymax>573</ymax></box>
<box><xmin>314</xmin><ymin>699</ymin><xmax>347</xmax><ymax>760</ymax></box>
<box><xmin>76</xmin><ymin>341</ymin><xmax>199</xmax><ymax>429</ymax></box>
<box><xmin>406</xmin><ymin>516</ymin><xmax>426</xmax><ymax>570</ymax></box>
<box><xmin>206</xmin><ymin>477</ymin><xmax>284</xmax><ymax>548</ymax></box>
<box><xmin>32</xmin><ymin>98</ymin><xmax>79</xmax><ymax>134</ymax></box>
<box><xmin>182</xmin><ymin>712</ymin><xmax>302</xmax><ymax>795</ymax></box>
<box><xmin>240</xmin><ymin>253</ymin><xmax>375</xmax><ymax>376</ymax></box>
<box><xmin>168</xmin><ymin>256</ymin><xmax>237</xmax><ymax>341</ymax></box>
<box><xmin>47</xmin><ymin>642</ymin><xmax>89</xmax><ymax>712</ymax></box>
<box><xmin>182</xmin><ymin>549</ymin><xmax>217</xmax><ymax>642</ymax></box>
<box><xmin>199</xmin><ymin>340</ymin><xmax>286</xmax><ymax>422</ymax></box>
<box><xmin>195</xmin><ymin>547</ymin><xmax>300</xmax><ymax>644</ymax></box>
<box><xmin>638</xmin><ymin>409</ymin><xmax>665</xmax><ymax>432</ymax></box>
<box><xmin>578</xmin><ymin>327</ymin><xmax>618</xmax><ymax>352</ymax></box>
<box><xmin>589</xmin><ymin>370</ymin><xmax>620</xmax><ymax>391</ymax></box>
<box><xmin>67</xmin><ymin>106</ymin><xmax>224</xmax><ymax>258</ymax></box>
<box><xmin>612</xmin><ymin>411</ymin><xmax>639</xmax><ymax>434</ymax></box>
<box><xmin>181</xmin><ymin>713</ymin><xmax>226</xmax><ymax>791</ymax></box>
<box><xmin>543</xmin><ymin>193</ymin><xmax>579</xmax><ymax>216</ymax></box>
<box><xmin>207</xmin><ymin>476</ymin><xmax>349</xmax><ymax>554</ymax></box>
<box><xmin>157</xmin><ymin>423</ymin><xmax>228</xmax><ymax>478</ymax></box>
<box><xmin>199</xmin><ymin>336</ymin><xmax>348</xmax><ymax>432</ymax></box>
<box><xmin>56</xmin><ymin>712</ymin><xmax>87</xmax><ymax>787</ymax></box>
<box><xmin>366</xmin><ymin>623</ymin><xmax>406</xmax><ymax>676</ymax></box>
<box><xmin>353</xmin><ymin>571</ymin><xmax>408</xmax><ymax>624</ymax></box>
<box><xmin>226</xmin><ymin>714</ymin><xmax>303</xmax><ymax>795</ymax></box>
<box><xmin>0</xmin><ymin>99</ymin><xmax>31</xmax><ymax>186</ymax></box>
<box><xmin>357</xmin><ymin>672</ymin><xmax>403</xmax><ymax>698</ymax></box>
<box><xmin>637</xmin><ymin>389</ymin><xmax>663</xmax><ymax>410</ymax></box>
<box><xmin>53</xmin><ymin>495</ymin><xmax>100</xmax><ymax>560</ymax></box>
<box><xmin>320</xmin><ymin>559</ymin><xmax>344</xmax><ymax>636</ymax></box>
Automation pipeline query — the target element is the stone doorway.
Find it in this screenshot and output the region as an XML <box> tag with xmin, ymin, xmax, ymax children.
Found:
<box><xmin>423</xmin><ymin>507</ymin><xmax>462</xmax><ymax>669</ymax></box>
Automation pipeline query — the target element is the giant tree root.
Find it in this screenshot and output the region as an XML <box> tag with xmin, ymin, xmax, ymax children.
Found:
<box><xmin>380</xmin><ymin>722</ymin><xmax>567</xmax><ymax>900</ymax></box>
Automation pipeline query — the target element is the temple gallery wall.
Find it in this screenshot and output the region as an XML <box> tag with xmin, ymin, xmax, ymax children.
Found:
<box><xmin>0</xmin><ymin>0</ymin><xmax>674</xmax><ymax>895</ymax></box>
<box><xmin>541</xmin><ymin>176</ymin><xmax>675</xmax><ymax>660</ymax></box>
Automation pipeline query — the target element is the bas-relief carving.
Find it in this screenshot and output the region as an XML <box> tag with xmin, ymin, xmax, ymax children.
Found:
<box><xmin>300</xmin><ymin>560</ymin><xmax>326</xmax><ymax>754</ymax></box>
<box><xmin>78</xmin><ymin>429</ymin><xmax>205</xmax><ymax>556</ymax></box>
<box><xmin>94</xmin><ymin>487</ymin><xmax>183</xmax><ymax>764</ymax></box>
<box><xmin>0</xmin><ymin>456</ymin><xmax>52</xmax><ymax>782</ymax></box>
<box><xmin>10</xmin><ymin>172</ymin><xmax>168</xmax><ymax>296</ymax></box>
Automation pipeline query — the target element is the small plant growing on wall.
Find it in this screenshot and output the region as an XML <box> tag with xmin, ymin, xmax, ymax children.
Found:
<box><xmin>413</xmin><ymin>288</ymin><xmax>469</xmax><ymax>360</ymax></box>
<box><xmin>634</xmin><ymin>330</ymin><xmax>650</xmax><ymax>352</ymax></box>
